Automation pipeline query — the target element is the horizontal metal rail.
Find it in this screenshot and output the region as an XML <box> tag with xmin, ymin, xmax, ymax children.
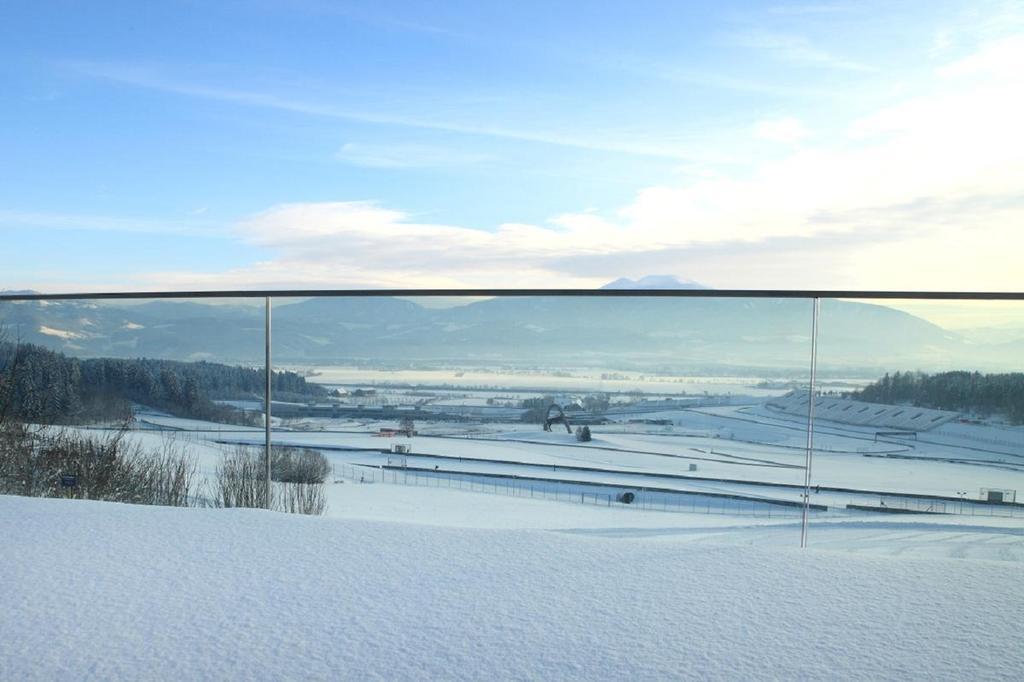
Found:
<box><xmin>2</xmin><ymin>288</ymin><xmax>1023</xmax><ymax>301</ymax></box>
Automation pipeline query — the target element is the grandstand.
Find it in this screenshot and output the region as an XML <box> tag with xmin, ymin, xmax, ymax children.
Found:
<box><xmin>766</xmin><ymin>391</ymin><xmax>958</xmax><ymax>432</ymax></box>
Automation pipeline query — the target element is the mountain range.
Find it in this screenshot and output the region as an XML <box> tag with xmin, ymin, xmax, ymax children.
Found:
<box><xmin>1</xmin><ymin>279</ymin><xmax>1020</xmax><ymax>375</ymax></box>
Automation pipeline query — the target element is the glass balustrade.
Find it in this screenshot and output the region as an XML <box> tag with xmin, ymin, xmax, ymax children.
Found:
<box><xmin>804</xmin><ymin>297</ymin><xmax>1024</xmax><ymax>556</ymax></box>
<box><xmin>3</xmin><ymin>290</ymin><xmax>1021</xmax><ymax>554</ymax></box>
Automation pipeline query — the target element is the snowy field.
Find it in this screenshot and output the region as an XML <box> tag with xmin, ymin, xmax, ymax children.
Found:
<box><xmin>58</xmin><ymin>400</ymin><xmax>1024</xmax><ymax>561</ymax></box>
<box><xmin>6</xmin><ymin>397</ymin><xmax>1024</xmax><ymax>679</ymax></box>
<box><xmin>130</xmin><ymin>400</ymin><xmax>1024</xmax><ymax>519</ymax></box>
<box><xmin>2</xmin><ymin>494</ymin><xmax>1022</xmax><ymax>680</ymax></box>
<box><xmin>305</xmin><ymin>365</ymin><xmax>788</xmax><ymax>397</ymax></box>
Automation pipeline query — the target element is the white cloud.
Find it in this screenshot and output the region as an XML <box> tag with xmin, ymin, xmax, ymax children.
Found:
<box><xmin>41</xmin><ymin>36</ymin><xmax>1024</xmax><ymax>293</ymax></box>
<box><xmin>231</xmin><ymin>37</ymin><xmax>1020</xmax><ymax>289</ymax></box>
<box><xmin>226</xmin><ymin>202</ymin><xmax>614</xmax><ymax>288</ymax></box>
<box><xmin>936</xmin><ymin>34</ymin><xmax>1024</xmax><ymax>78</ymax></box>
<box><xmin>753</xmin><ymin>116</ymin><xmax>809</xmax><ymax>143</ymax></box>
<box><xmin>930</xmin><ymin>28</ymin><xmax>955</xmax><ymax>56</ymax></box>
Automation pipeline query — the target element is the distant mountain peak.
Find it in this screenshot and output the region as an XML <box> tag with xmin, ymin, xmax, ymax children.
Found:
<box><xmin>601</xmin><ymin>275</ymin><xmax>708</xmax><ymax>290</ymax></box>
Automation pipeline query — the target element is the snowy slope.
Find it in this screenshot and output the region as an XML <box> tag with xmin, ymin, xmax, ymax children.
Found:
<box><xmin>2</xmin><ymin>495</ymin><xmax>1022</xmax><ymax>680</ymax></box>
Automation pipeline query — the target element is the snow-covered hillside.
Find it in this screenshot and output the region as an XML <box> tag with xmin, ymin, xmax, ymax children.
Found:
<box><xmin>2</xmin><ymin>494</ymin><xmax>1022</xmax><ymax>680</ymax></box>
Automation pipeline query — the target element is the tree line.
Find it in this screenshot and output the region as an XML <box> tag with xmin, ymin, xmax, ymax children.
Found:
<box><xmin>0</xmin><ymin>341</ymin><xmax>326</xmax><ymax>424</ymax></box>
<box><xmin>851</xmin><ymin>370</ymin><xmax>1024</xmax><ymax>424</ymax></box>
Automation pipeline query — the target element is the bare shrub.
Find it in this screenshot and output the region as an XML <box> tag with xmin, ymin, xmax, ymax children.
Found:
<box><xmin>272</xmin><ymin>447</ymin><xmax>330</xmax><ymax>484</ymax></box>
<box><xmin>0</xmin><ymin>425</ymin><xmax>199</xmax><ymax>506</ymax></box>
<box><xmin>277</xmin><ymin>481</ymin><xmax>327</xmax><ymax>516</ymax></box>
<box><xmin>215</xmin><ymin>445</ymin><xmax>326</xmax><ymax>515</ymax></box>
<box><xmin>35</xmin><ymin>428</ymin><xmax>142</xmax><ymax>501</ymax></box>
<box><xmin>140</xmin><ymin>438</ymin><xmax>199</xmax><ymax>507</ymax></box>
<box><xmin>214</xmin><ymin>445</ymin><xmax>269</xmax><ymax>509</ymax></box>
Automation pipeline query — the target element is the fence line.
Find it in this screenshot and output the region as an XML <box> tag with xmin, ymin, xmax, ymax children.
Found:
<box><xmin>331</xmin><ymin>462</ymin><xmax>1024</xmax><ymax>519</ymax></box>
<box><xmin>333</xmin><ymin>463</ymin><xmax>810</xmax><ymax>518</ymax></box>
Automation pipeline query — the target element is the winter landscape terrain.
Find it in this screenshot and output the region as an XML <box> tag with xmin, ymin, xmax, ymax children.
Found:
<box><xmin>4</xmin><ymin>385</ymin><xmax>1024</xmax><ymax>679</ymax></box>
<box><xmin>3</xmin><ymin>291</ymin><xmax>1023</xmax><ymax>679</ymax></box>
<box><xmin>5</xmin><ymin>0</ymin><xmax>1024</xmax><ymax>676</ymax></box>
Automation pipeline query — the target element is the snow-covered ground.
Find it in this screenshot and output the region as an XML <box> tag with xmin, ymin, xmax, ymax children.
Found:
<box><xmin>48</xmin><ymin>401</ymin><xmax>1024</xmax><ymax>556</ymax></box>
<box><xmin>6</xmin><ymin>399</ymin><xmax>1024</xmax><ymax>678</ymax></box>
<box><xmin>3</xmin><ymin>493</ymin><xmax>1022</xmax><ymax>680</ymax></box>
<box><xmin>307</xmin><ymin>366</ymin><xmax>788</xmax><ymax>397</ymax></box>
<box><xmin>132</xmin><ymin>404</ymin><xmax>1024</xmax><ymax>507</ymax></box>
<box><xmin>322</xmin><ymin>481</ymin><xmax>1024</xmax><ymax>560</ymax></box>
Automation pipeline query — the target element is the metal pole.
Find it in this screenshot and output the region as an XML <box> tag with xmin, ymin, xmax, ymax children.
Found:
<box><xmin>265</xmin><ymin>295</ymin><xmax>272</xmax><ymax>510</ymax></box>
<box><xmin>800</xmin><ymin>297</ymin><xmax>820</xmax><ymax>548</ymax></box>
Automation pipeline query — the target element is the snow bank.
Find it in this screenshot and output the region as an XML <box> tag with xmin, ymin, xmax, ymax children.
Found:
<box><xmin>2</xmin><ymin>495</ymin><xmax>1022</xmax><ymax>680</ymax></box>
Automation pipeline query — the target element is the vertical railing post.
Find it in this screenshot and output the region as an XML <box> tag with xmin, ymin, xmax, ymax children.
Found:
<box><xmin>265</xmin><ymin>295</ymin><xmax>272</xmax><ymax>510</ymax></box>
<box><xmin>800</xmin><ymin>297</ymin><xmax>820</xmax><ymax>548</ymax></box>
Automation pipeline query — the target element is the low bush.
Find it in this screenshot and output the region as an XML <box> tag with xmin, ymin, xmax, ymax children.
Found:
<box><xmin>215</xmin><ymin>445</ymin><xmax>327</xmax><ymax>515</ymax></box>
<box><xmin>277</xmin><ymin>480</ymin><xmax>327</xmax><ymax>516</ymax></box>
<box><xmin>215</xmin><ymin>445</ymin><xmax>269</xmax><ymax>509</ymax></box>
<box><xmin>0</xmin><ymin>424</ymin><xmax>198</xmax><ymax>506</ymax></box>
<box><xmin>272</xmin><ymin>447</ymin><xmax>330</xmax><ymax>484</ymax></box>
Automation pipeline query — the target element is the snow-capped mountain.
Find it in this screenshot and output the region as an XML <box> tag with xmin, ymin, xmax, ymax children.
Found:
<box><xmin>601</xmin><ymin>275</ymin><xmax>708</xmax><ymax>290</ymax></box>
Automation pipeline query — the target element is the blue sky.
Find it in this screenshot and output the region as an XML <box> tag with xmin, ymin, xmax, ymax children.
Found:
<box><xmin>1</xmin><ymin>0</ymin><xmax>1022</xmax><ymax>292</ymax></box>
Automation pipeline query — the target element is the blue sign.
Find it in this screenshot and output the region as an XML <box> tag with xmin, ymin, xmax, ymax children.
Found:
<box><xmin>60</xmin><ymin>474</ymin><xmax>78</xmax><ymax>488</ymax></box>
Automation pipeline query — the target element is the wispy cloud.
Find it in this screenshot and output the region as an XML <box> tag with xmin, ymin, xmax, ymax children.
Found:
<box><xmin>336</xmin><ymin>142</ymin><xmax>493</xmax><ymax>169</ymax></box>
<box><xmin>935</xmin><ymin>33</ymin><xmax>1024</xmax><ymax>78</ymax></box>
<box><xmin>21</xmin><ymin>34</ymin><xmax>1024</xmax><ymax>294</ymax></box>
<box><xmin>66</xmin><ymin>61</ymin><xmax>694</xmax><ymax>160</ymax></box>
<box><xmin>0</xmin><ymin>209</ymin><xmax>221</xmax><ymax>237</ymax></box>
<box><xmin>724</xmin><ymin>30</ymin><xmax>877</xmax><ymax>72</ymax></box>
<box><xmin>930</xmin><ymin>28</ymin><xmax>956</xmax><ymax>56</ymax></box>
<box><xmin>643</xmin><ymin>62</ymin><xmax>832</xmax><ymax>98</ymax></box>
<box><xmin>117</xmin><ymin>35</ymin><xmax>1024</xmax><ymax>293</ymax></box>
<box><xmin>753</xmin><ymin>116</ymin><xmax>809</xmax><ymax>143</ymax></box>
<box><xmin>765</xmin><ymin>3</ymin><xmax>856</xmax><ymax>16</ymax></box>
